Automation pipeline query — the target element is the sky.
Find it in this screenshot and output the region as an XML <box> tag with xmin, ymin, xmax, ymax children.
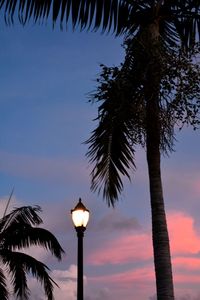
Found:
<box><xmin>0</xmin><ymin>17</ymin><xmax>200</xmax><ymax>300</ymax></box>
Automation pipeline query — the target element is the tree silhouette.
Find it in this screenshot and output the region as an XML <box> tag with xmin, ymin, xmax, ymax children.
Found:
<box><xmin>0</xmin><ymin>205</ymin><xmax>64</xmax><ymax>300</ymax></box>
<box><xmin>86</xmin><ymin>39</ymin><xmax>200</xmax><ymax>299</ymax></box>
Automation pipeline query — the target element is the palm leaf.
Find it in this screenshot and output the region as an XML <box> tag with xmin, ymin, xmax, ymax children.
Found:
<box><xmin>0</xmin><ymin>206</ymin><xmax>42</xmax><ymax>232</ymax></box>
<box><xmin>87</xmin><ymin>111</ymin><xmax>135</xmax><ymax>206</ymax></box>
<box><xmin>1</xmin><ymin>224</ymin><xmax>64</xmax><ymax>260</ymax></box>
<box><xmin>0</xmin><ymin>268</ymin><xmax>9</xmax><ymax>300</ymax></box>
<box><xmin>0</xmin><ymin>205</ymin><xmax>64</xmax><ymax>299</ymax></box>
<box><xmin>86</xmin><ymin>63</ymin><xmax>146</xmax><ymax>206</ymax></box>
<box><xmin>0</xmin><ymin>0</ymin><xmax>122</xmax><ymax>32</ymax></box>
<box><xmin>0</xmin><ymin>0</ymin><xmax>200</xmax><ymax>48</ymax></box>
<box><xmin>170</xmin><ymin>4</ymin><xmax>199</xmax><ymax>49</ymax></box>
<box><xmin>3</xmin><ymin>187</ymin><xmax>14</xmax><ymax>218</ymax></box>
<box><xmin>1</xmin><ymin>250</ymin><xmax>56</xmax><ymax>300</ymax></box>
<box><xmin>1</xmin><ymin>250</ymin><xmax>29</xmax><ymax>300</ymax></box>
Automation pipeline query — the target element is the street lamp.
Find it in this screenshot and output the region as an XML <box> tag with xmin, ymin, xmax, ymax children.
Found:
<box><xmin>71</xmin><ymin>198</ymin><xmax>90</xmax><ymax>300</ymax></box>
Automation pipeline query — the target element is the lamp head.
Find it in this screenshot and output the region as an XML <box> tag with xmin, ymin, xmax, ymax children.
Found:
<box><xmin>71</xmin><ymin>198</ymin><xmax>90</xmax><ymax>229</ymax></box>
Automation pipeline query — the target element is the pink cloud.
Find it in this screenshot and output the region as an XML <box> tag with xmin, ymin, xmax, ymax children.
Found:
<box><xmin>74</xmin><ymin>209</ymin><xmax>200</xmax><ymax>300</ymax></box>
<box><xmin>168</xmin><ymin>212</ymin><xmax>200</xmax><ymax>255</ymax></box>
<box><xmin>88</xmin><ymin>266</ymin><xmax>156</xmax><ymax>300</ymax></box>
<box><xmin>88</xmin><ymin>210</ymin><xmax>200</xmax><ymax>297</ymax></box>
<box><xmin>88</xmin><ymin>211</ymin><xmax>200</xmax><ymax>266</ymax></box>
<box><xmin>89</xmin><ymin>265</ymin><xmax>155</xmax><ymax>286</ymax></box>
<box><xmin>172</xmin><ymin>257</ymin><xmax>200</xmax><ymax>287</ymax></box>
<box><xmin>173</xmin><ymin>257</ymin><xmax>200</xmax><ymax>272</ymax></box>
<box><xmin>88</xmin><ymin>232</ymin><xmax>153</xmax><ymax>265</ymax></box>
<box><xmin>174</xmin><ymin>272</ymin><xmax>200</xmax><ymax>284</ymax></box>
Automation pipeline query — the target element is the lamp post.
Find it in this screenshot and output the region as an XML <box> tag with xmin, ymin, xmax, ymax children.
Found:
<box><xmin>71</xmin><ymin>198</ymin><xmax>90</xmax><ymax>300</ymax></box>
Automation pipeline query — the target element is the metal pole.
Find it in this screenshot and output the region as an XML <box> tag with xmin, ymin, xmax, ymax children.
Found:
<box><xmin>76</xmin><ymin>228</ymin><xmax>85</xmax><ymax>300</ymax></box>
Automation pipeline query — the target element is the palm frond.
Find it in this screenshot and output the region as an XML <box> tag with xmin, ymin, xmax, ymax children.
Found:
<box><xmin>0</xmin><ymin>268</ymin><xmax>9</xmax><ymax>300</ymax></box>
<box><xmin>0</xmin><ymin>206</ymin><xmax>42</xmax><ymax>232</ymax></box>
<box><xmin>1</xmin><ymin>250</ymin><xmax>56</xmax><ymax>300</ymax></box>
<box><xmin>0</xmin><ymin>0</ymin><xmax>200</xmax><ymax>47</ymax></box>
<box><xmin>0</xmin><ymin>0</ymin><xmax>125</xmax><ymax>33</ymax></box>
<box><xmin>159</xmin><ymin>20</ymin><xmax>180</xmax><ymax>49</ymax></box>
<box><xmin>1</xmin><ymin>224</ymin><xmax>64</xmax><ymax>260</ymax></box>
<box><xmin>168</xmin><ymin>0</ymin><xmax>200</xmax><ymax>48</ymax></box>
<box><xmin>86</xmin><ymin>63</ymin><xmax>146</xmax><ymax>206</ymax></box>
<box><xmin>3</xmin><ymin>187</ymin><xmax>14</xmax><ymax>218</ymax></box>
<box><xmin>87</xmin><ymin>109</ymin><xmax>135</xmax><ymax>206</ymax></box>
<box><xmin>127</xmin><ymin>1</ymin><xmax>200</xmax><ymax>49</ymax></box>
<box><xmin>1</xmin><ymin>250</ymin><xmax>29</xmax><ymax>299</ymax></box>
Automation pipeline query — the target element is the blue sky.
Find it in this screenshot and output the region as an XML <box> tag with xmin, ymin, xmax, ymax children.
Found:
<box><xmin>0</xmin><ymin>19</ymin><xmax>200</xmax><ymax>300</ymax></box>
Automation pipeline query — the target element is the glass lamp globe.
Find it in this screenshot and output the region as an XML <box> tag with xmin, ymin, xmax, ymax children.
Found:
<box><xmin>71</xmin><ymin>198</ymin><xmax>90</xmax><ymax>228</ymax></box>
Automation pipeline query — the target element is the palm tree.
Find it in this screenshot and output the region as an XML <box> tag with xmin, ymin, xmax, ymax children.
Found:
<box><xmin>86</xmin><ymin>39</ymin><xmax>200</xmax><ymax>299</ymax></box>
<box><xmin>0</xmin><ymin>205</ymin><xmax>64</xmax><ymax>300</ymax></box>
<box><xmin>0</xmin><ymin>1</ymin><xmax>200</xmax><ymax>299</ymax></box>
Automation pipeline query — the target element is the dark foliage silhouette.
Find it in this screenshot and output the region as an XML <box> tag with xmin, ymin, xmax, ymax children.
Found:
<box><xmin>0</xmin><ymin>205</ymin><xmax>64</xmax><ymax>300</ymax></box>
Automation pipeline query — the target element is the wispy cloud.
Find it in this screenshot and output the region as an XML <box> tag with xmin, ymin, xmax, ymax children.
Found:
<box><xmin>88</xmin><ymin>232</ymin><xmax>152</xmax><ymax>265</ymax></box>
<box><xmin>92</xmin><ymin>210</ymin><xmax>141</xmax><ymax>233</ymax></box>
<box><xmin>88</xmin><ymin>211</ymin><xmax>200</xmax><ymax>266</ymax></box>
<box><xmin>88</xmin><ymin>265</ymin><xmax>155</xmax><ymax>300</ymax></box>
<box><xmin>85</xmin><ymin>287</ymin><xmax>111</xmax><ymax>300</ymax></box>
<box><xmin>87</xmin><ymin>210</ymin><xmax>200</xmax><ymax>298</ymax></box>
<box><xmin>173</xmin><ymin>257</ymin><xmax>200</xmax><ymax>271</ymax></box>
<box><xmin>89</xmin><ymin>265</ymin><xmax>155</xmax><ymax>286</ymax></box>
<box><xmin>175</xmin><ymin>294</ymin><xmax>200</xmax><ymax>300</ymax></box>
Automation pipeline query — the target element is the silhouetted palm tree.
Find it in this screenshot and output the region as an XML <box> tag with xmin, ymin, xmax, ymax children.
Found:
<box><xmin>0</xmin><ymin>1</ymin><xmax>200</xmax><ymax>299</ymax></box>
<box><xmin>0</xmin><ymin>205</ymin><xmax>64</xmax><ymax>300</ymax></box>
<box><xmin>86</xmin><ymin>39</ymin><xmax>200</xmax><ymax>299</ymax></box>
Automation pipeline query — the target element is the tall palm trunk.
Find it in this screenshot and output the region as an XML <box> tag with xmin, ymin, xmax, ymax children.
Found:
<box><xmin>146</xmin><ymin>113</ymin><xmax>174</xmax><ymax>299</ymax></box>
<box><xmin>143</xmin><ymin>21</ymin><xmax>175</xmax><ymax>299</ymax></box>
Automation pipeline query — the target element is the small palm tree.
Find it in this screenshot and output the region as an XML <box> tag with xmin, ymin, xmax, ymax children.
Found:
<box><xmin>0</xmin><ymin>205</ymin><xmax>64</xmax><ymax>300</ymax></box>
